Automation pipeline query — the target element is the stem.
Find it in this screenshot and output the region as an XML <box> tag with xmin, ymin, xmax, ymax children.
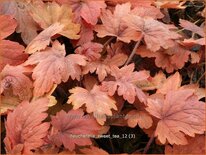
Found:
<box><xmin>196</xmin><ymin>71</ymin><xmax>205</xmax><ymax>84</ymax></box>
<box><xmin>143</xmin><ymin>131</ymin><xmax>155</xmax><ymax>154</ymax></box>
<box><xmin>124</xmin><ymin>37</ymin><xmax>142</xmax><ymax>66</ymax></box>
<box><xmin>101</xmin><ymin>37</ymin><xmax>115</xmax><ymax>55</ymax></box>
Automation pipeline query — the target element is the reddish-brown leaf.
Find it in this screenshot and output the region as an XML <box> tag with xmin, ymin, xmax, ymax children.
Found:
<box><xmin>4</xmin><ymin>98</ymin><xmax>50</xmax><ymax>154</ymax></box>
<box><xmin>137</xmin><ymin>44</ymin><xmax>190</xmax><ymax>73</ymax></box>
<box><xmin>179</xmin><ymin>19</ymin><xmax>204</xmax><ymax>37</ymax></box>
<box><xmin>50</xmin><ymin>109</ymin><xmax>101</xmax><ymax>151</ymax></box>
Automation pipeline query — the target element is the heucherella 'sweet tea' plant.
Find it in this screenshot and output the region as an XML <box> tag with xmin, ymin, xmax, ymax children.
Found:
<box><xmin>0</xmin><ymin>0</ymin><xmax>205</xmax><ymax>154</ymax></box>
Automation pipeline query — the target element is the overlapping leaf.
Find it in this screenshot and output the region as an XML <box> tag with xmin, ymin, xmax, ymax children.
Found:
<box><xmin>57</xmin><ymin>0</ymin><xmax>106</xmax><ymax>25</ymax></box>
<box><xmin>4</xmin><ymin>98</ymin><xmax>50</xmax><ymax>154</ymax></box>
<box><xmin>146</xmin><ymin>90</ymin><xmax>205</xmax><ymax>145</ymax></box>
<box><xmin>29</xmin><ymin>1</ymin><xmax>80</xmax><ymax>39</ymax></box>
<box><xmin>95</xmin><ymin>3</ymin><xmax>141</xmax><ymax>43</ymax></box>
<box><xmin>101</xmin><ymin>64</ymin><xmax>149</xmax><ymax>103</ymax></box>
<box><xmin>24</xmin><ymin>40</ymin><xmax>87</xmax><ymax>97</ymax></box>
<box><xmin>0</xmin><ymin>65</ymin><xmax>33</xmax><ymax>100</ymax></box>
<box><xmin>50</xmin><ymin>109</ymin><xmax>100</xmax><ymax>151</ymax></box>
<box><xmin>68</xmin><ymin>85</ymin><xmax>117</xmax><ymax>125</ymax></box>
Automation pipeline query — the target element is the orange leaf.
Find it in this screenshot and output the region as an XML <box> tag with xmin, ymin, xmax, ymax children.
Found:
<box><xmin>125</xmin><ymin>110</ymin><xmax>152</xmax><ymax>129</ymax></box>
<box><xmin>24</xmin><ymin>40</ymin><xmax>87</xmax><ymax>97</ymax></box>
<box><xmin>68</xmin><ymin>85</ymin><xmax>117</xmax><ymax>125</ymax></box>
<box><xmin>0</xmin><ymin>14</ymin><xmax>17</xmax><ymax>40</ymax></box>
<box><xmin>4</xmin><ymin>98</ymin><xmax>50</xmax><ymax>154</ymax></box>
<box><xmin>29</xmin><ymin>1</ymin><xmax>80</xmax><ymax>39</ymax></box>
<box><xmin>0</xmin><ymin>40</ymin><xmax>28</xmax><ymax>71</ymax></box>
<box><xmin>146</xmin><ymin>90</ymin><xmax>205</xmax><ymax>145</ymax></box>
<box><xmin>57</xmin><ymin>0</ymin><xmax>106</xmax><ymax>25</ymax></box>
<box><xmin>165</xmin><ymin>135</ymin><xmax>205</xmax><ymax>154</ymax></box>
<box><xmin>25</xmin><ymin>23</ymin><xmax>64</xmax><ymax>54</ymax></box>
<box><xmin>0</xmin><ymin>1</ymin><xmax>39</xmax><ymax>44</ymax></box>
<box><xmin>0</xmin><ymin>65</ymin><xmax>33</xmax><ymax>100</ymax></box>
<box><xmin>101</xmin><ymin>64</ymin><xmax>149</xmax><ymax>103</ymax></box>
<box><xmin>95</xmin><ymin>3</ymin><xmax>141</xmax><ymax>43</ymax></box>
<box><xmin>83</xmin><ymin>53</ymin><xmax>127</xmax><ymax>82</ymax></box>
<box><xmin>124</xmin><ymin>15</ymin><xmax>180</xmax><ymax>52</ymax></box>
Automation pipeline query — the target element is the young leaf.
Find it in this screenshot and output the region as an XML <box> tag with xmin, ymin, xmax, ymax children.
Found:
<box><xmin>4</xmin><ymin>98</ymin><xmax>50</xmax><ymax>154</ymax></box>
<box><xmin>68</xmin><ymin>85</ymin><xmax>117</xmax><ymax>125</ymax></box>
<box><xmin>101</xmin><ymin>64</ymin><xmax>149</xmax><ymax>103</ymax></box>
<box><xmin>24</xmin><ymin>40</ymin><xmax>87</xmax><ymax>97</ymax></box>
<box><xmin>75</xmin><ymin>42</ymin><xmax>103</xmax><ymax>61</ymax></box>
<box><xmin>146</xmin><ymin>90</ymin><xmax>205</xmax><ymax>145</ymax></box>
<box><xmin>83</xmin><ymin>53</ymin><xmax>127</xmax><ymax>81</ymax></box>
<box><xmin>125</xmin><ymin>110</ymin><xmax>152</xmax><ymax>129</ymax></box>
<box><xmin>50</xmin><ymin>109</ymin><xmax>101</xmax><ymax>151</ymax></box>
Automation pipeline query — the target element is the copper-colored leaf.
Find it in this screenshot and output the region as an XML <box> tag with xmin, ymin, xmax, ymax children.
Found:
<box><xmin>0</xmin><ymin>1</ymin><xmax>39</xmax><ymax>44</ymax></box>
<box><xmin>101</xmin><ymin>64</ymin><xmax>149</xmax><ymax>103</ymax></box>
<box><xmin>95</xmin><ymin>3</ymin><xmax>141</xmax><ymax>43</ymax></box>
<box><xmin>0</xmin><ymin>65</ymin><xmax>33</xmax><ymax>100</ymax></box>
<box><xmin>83</xmin><ymin>53</ymin><xmax>127</xmax><ymax>81</ymax></box>
<box><xmin>0</xmin><ymin>14</ymin><xmax>17</xmax><ymax>40</ymax></box>
<box><xmin>75</xmin><ymin>42</ymin><xmax>103</xmax><ymax>61</ymax></box>
<box><xmin>0</xmin><ymin>40</ymin><xmax>28</xmax><ymax>71</ymax></box>
<box><xmin>68</xmin><ymin>85</ymin><xmax>117</xmax><ymax>125</ymax></box>
<box><xmin>124</xmin><ymin>15</ymin><xmax>180</xmax><ymax>52</ymax></box>
<box><xmin>57</xmin><ymin>0</ymin><xmax>106</xmax><ymax>25</ymax></box>
<box><xmin>146</xmin><ymin>90</ymin><xmax>205</xmax><ymax>145</ymax></box>
<box><xmin>24</xmin><ymin>40</ymin><xmax>87</xmax><ymax>97</ymax></box>
<box><xmin>25</xmin><ymin>23</ymin><xmax>64</xmax><ymax>54</ymax></box>
<box><xmin>29</xmin><ymin>1</ymin><xmax>80</xmax><ymax>39</ymax></box>
<box><xmin>165</xmin><ymin>135</ymin><xmax>205</xmax><ymax>154</ymax></box>
<box><xmin>50</xmin><ymin>109</ymin><xmax>100</xmax><ymax>151</ymax></box>
<box><xmin>4</xmin><ymin>98</ymin><xmax>50</xmax><ymax>154</ymax></box>
<box><xmin>125</xmin><ymin>110</ymin><xmax>152</xmax><ymax>129</ymax></box>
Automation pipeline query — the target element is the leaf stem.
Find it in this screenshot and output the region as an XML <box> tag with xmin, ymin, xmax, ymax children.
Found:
<box><xmin>143</xmin><ymin>131</ymin><xmax>155</xmax><ymax>154</ymax></box>
<box><xmin>124</xmin><ymin>37</ymin><xmax>142</xmax><ymax>66</ymax></box>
